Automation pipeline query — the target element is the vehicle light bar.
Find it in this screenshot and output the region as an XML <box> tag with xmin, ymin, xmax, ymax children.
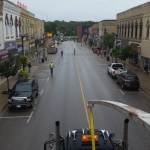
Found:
<box><xmin>82</xmin><ymin>135</ymin><xmax>99</xmax><ymax>142</ymax></box>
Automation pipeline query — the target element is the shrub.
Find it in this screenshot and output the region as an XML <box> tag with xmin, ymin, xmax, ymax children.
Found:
<box><xmin>18</xmin><ymin>70</ymin><xmax>29</xmax><ymax>79</ymax></box>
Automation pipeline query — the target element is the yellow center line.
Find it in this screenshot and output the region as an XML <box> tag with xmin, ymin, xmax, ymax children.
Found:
<box><xmin>75</xmin><ymin>57</ymin><xmax>90</xmax><ymax>128</ymax></box>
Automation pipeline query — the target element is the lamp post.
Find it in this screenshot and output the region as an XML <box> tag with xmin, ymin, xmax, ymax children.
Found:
<box><xmin>43</xmin><ymin>33</ymin><xmax>45</xmax><ymax>59</ymax></box>
<box><xmin>20</xmin><ymin>33</ymin><xmax>27</xmax><ymax>56</ymax></box>
<box><xmin>115</xmin><ymin>34</ymin><xmax>118</xmax><ymax>63</ymax></box>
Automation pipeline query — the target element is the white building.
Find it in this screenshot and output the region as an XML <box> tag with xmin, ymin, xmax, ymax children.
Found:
<box><xmin>3</xmin><ymin>0</ymin><xmax>21</xmax><ymax>57</ymax></box>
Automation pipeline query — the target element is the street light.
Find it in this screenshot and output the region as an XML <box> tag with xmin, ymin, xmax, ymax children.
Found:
<box><xmin>20</xmin><ymin>33</ymin><xmax>28</xmax><ymax>56</ymax></box>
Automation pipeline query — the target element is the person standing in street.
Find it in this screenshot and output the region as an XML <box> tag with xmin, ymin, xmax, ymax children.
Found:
<box><xmin>49</xmin><ymin>62</ymin><xmax>55</xmax><ymax>75</ymax></box>
<box><xmin>28</xmin><ymin>61</ymin><xmax>32</xmax><ymax>73</ymax></box>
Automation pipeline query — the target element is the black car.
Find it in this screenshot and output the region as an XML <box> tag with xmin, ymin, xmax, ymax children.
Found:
<box><xmin>117</xmin><ymin>72</ymin><xmax>140</xmax><ymax>90</ymax></box>
<box><xmin>8</xmin><ymin>79</ymin><xmax>38</xmax><ymax>109</ymax></box>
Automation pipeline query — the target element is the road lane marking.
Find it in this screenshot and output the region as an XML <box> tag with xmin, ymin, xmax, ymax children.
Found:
<box><xmin>75</xmin><ymin>57</ymin><xmax>90</xmax><ymax>128</ymax></box>
<box><xmin>124</xmin><ymin>91</ymin><xmax>144</xmax><ymax>94</ymax></box>
<box><xmin>0</xmin><ymin>116</ymin><xmax>29</xmax><ymax>119</ymax></box>
<box><xmin>27</xmin><ymin>111</ymin><xmax>33</xmax><ymax>123</ymax></box>
<box><xmin>119</xmin><ymin>89</ymin><xmax>125</xmax><ymax>95</ymax></box>
<box><xmin>47</xmin><ymin>77</ymin><xmax>49</xmax><ymax>82</ymax></box>
<box><xmin>40</xmin><ymin>90</ymin><xmax>44</xmax><ymax>95</ymax></box>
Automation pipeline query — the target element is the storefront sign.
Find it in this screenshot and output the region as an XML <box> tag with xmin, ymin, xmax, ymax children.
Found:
<box><xmin>0</xmin><ymin>49</ymin><xmax>8</xmax><ymax>62</ymax></box>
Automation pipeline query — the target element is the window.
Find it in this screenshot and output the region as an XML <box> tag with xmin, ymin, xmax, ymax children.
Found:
<box><xmin>5</xmin><ymin>13</ymin><xmax>9</xmax><ymax>37</ymax></box>
<box><xmin>146</xmin><ymin>21</ymin><xmax>149</xmax><ymax>38</ymax></box>
<box><xmin>135</xmin><ymin>21</ymin><xmax>138</xmax><ymax>39</ymax></box>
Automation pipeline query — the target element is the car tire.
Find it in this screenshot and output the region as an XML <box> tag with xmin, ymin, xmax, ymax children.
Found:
<box><xmin>30</xmin><ymin>100</ymin><xmax>34</xmax><ymax>109</ymax></box>
<box><xmin>36</xmin><ymin>90</ymin><xmax>39</xmax><ymax>97</ymax></box>
<box><xmin>116</xmin><ymin>79</ymin><xmax>119</xmax><ymax>84</ymax></box>
<box><xmin>121</xmin><ymin>83</ymin><xmax>125</xmax><ymax>89</ymax></box>
<box><xmin>8</xmin><ymin>107</ymin><xmax>13</xmax><ymax>111</ymax></box>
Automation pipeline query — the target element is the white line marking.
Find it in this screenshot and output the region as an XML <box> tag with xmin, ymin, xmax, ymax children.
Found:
<box><xmin>47</xmin><ymin>77</ymin><xmax>49</xmax><ymax>82</ymax></box>
<box><xmin>0</xmin><ymin>116</ymin><xmax>29</xmax><ymax>119</ymax></box>
<box><xmin>119</xmin><ymin>89</ymin><xmax>125</xmax><ymax>95</ymax></box>
<box><xmin>125</xmin><ymin>91</ymin><xmax>144</xmax><ymax>94</ymax></box>
<box><xmin>38</xmin><ymin>79</ymin><xmax>48</xmax><ymax>80</ymax></box>
<box><xmin>40</xmin><ymin>90</ymin><xmax>43</xmax><ymax>95</ymax></box>
<box><xmin>27</xmin><ymin>111</ymin><xmax>33</xmax><ymax>123</ymax></box>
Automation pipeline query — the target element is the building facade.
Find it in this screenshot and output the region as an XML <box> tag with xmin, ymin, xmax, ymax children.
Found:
<box><xmin>2</xmin><ymin>0</ymin><xmax>21</xmax><ymax>61</ymax></box>
<box><xmin>0</xmin><ymin>0</ymin><xmax>45</xmax><ymax>82</ymax></box>
<box><xmin>117</xmin><ymin>2</ymin><xmax>150</xmax><ymax>69</ymax></box>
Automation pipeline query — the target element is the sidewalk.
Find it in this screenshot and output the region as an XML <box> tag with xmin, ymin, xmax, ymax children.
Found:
<box><xmin>98</xmin><ymin>55</ymin><xmax>150</xmax><ymax>96</ymax></box>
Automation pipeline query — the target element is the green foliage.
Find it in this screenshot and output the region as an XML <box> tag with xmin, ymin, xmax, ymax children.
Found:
<box><xmin>103</xmin><ymin>33</ymin><xmax>115</xmax><ymax>49</ymax></box>
<box><xmin>112</xmin><ymin>48</ymin><xmax>120</xmax><ymax>58</ymax></box>
<box><xmin>0</xmin><ymin>58</ymin><xmax>18</xmax><ymax>91</ymax></box>
<box><xmin>19</xmin><ymin>55</ymin><xmax>28</xmax><ymax>70</ymax></box>
<box><xmin>44</xmin><ymin>21</ymin><xmax>97</xmax><ymax>36</ymax></box>
<box><xmin>119</xmin><ymin>45</ymin><xmax>137</xmax><ymax>61</ymax></box>
<box><xmin>18</xmin><ymin>70</ymin><xmax>29</xmax><ymax>79</ymax></box>
<box><xmin>0</xmin><ymin>58</ymin><xmax>18</xmax><ymax>78</ymax></box>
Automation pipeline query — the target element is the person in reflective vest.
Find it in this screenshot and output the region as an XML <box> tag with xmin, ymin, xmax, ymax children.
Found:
<box><xmin>49</xmin><ymin>62</ymin><xmax>55</xmax><ymax>75</ymax></box>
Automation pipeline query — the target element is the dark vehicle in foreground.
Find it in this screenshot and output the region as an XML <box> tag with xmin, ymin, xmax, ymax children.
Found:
<box><xmin>8</xmin><ymin>79</ymin><xmax>38</xmax><ymax>109</ymax></box>
<box><xmin>117</xmin><ymin>72</ymin><xmax>140</xmax><ymax>90</ymax></box>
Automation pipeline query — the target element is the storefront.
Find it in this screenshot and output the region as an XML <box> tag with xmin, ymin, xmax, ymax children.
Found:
<box><xmin>5</xmin><ymin>42</ymin><xmax>18</xmax><ymax>58</ymax></box>
<box><xmin>0</xmin><ymin>49</ymin><xmax>9</xmax><ymax>64</ymax></box>
<box><xmin>141</xmin><ymin>40</ymin><xmax>150</xmax><ymax>71</ymax></box>
<box><xmin>129</xmin><ymin>42</ymin><xmax>141</xmax><ymax>65</ymax></box>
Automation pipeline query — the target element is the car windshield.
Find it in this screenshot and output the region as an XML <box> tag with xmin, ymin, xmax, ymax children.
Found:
<box><xmin>13</xmin><ymin>84</ymin><xmax>32</xmax><ymax>92</ymax></box>
<box><xmin>127</xmin><ymin>76</ymin><xmax>138</xmax><ymax>80</ymax></box>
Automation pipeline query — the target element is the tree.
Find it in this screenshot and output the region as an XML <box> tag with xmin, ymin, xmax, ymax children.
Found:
<box><xmin>0</xmin><ymin>58</ymin><xmax>18</xmax><ymax>92</ymax></box>
<box><xmin>103</xmin><ymin>33</ymin><xmax>115</xmax><ymax>56</ymax></box>
<box><xmin>112</xmin><ymin>48</ymin><xmax>120</xmax><ymax>63</ymax></box>
<box><xmin>119</xmin><ymin>45</ymin><xmax>137</xmax><ymax>66</ymax></box>
<box><xmin>19</xmin><ymin>55</ymin><xmax>28</xmax><ymax>70</ymax></box>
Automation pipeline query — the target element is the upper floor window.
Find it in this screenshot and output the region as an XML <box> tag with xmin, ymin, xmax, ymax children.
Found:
<box><xmin>146</xmin><ymin>21</ymin><xmax>149</xmax><ymax>39</ymax></box>
<box><xmin>139</xmin><ymin>19</ymin><xmax>142</xmax><ymax>39</ymax></box>
<box><xmin>5</xmin><ymin>13</ymin><xmax>9</xmax><ymax>37</ymax></box>
<box><xmin>131</xmin><ymin>21</ymin><xmax>134</xmax><ymax>38</ymax></box>
<box><xmin>135</xmin><ymin>21</ymin><xmax>138</xmax><ymax>39</ymax></box>
<box><xmin>127</xmin><ymin>22</ymin><xmax>130</xmax><ymax>38</ymax></box>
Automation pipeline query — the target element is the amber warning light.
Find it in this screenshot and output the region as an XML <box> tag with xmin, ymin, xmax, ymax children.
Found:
<box><xmin>82</xmin><ymin>135</ymin><xmax>99</xmax><ymax>142</ymax></box>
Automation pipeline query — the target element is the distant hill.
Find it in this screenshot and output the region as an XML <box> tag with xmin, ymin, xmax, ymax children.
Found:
<box><xmin>44</xmin><ymin>20</ymin><xmax>97</xmax><ymax>36</ymax></box>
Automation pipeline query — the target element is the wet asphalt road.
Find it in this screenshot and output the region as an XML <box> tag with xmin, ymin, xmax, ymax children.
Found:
<box><xmin>0</xmin><ymin>41</ymin><xmax>150</xmax><ymax>150</ymax></box>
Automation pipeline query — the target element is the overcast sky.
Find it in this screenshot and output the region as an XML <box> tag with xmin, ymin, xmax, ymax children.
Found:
<box><xmin>10</xmin><ymin>0</ymin><xmax>150</xmax><ymax>22</ymax></box>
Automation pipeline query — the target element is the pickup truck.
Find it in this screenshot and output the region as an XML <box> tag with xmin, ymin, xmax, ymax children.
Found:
<box><xmin>107</xmin><ymin>63</ymin><xmax>127</xmax><ymax>78</ymax></box>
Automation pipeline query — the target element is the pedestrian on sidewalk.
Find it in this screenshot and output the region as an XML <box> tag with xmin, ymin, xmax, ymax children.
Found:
<box><xmin>144</xmin><ymin>61</ymin><xmax>148</xmax><ymax>74</ymax></box>
<box><xmin>28</xmin><ymin>61</ymin><xmax>32</xmax><ymax>73</ymax></box>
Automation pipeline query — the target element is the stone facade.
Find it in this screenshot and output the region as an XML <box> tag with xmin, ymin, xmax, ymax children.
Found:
<box><xmin>117</xmin><ymin>1</ymin><xmax>150</xmax><ymax>69</ymax></box>
<box><xmin>34</xmin><ymin>18</ymin><xmax>44</xmax><ymax>40</ymax></box>
<box><xmin>98</xmin><ymin>20</ymin><xmax>117</xmax><ymax>37</ymax></box>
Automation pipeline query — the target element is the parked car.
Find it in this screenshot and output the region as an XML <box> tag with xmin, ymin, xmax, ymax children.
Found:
<box><xmin>107</xmin><ymin>63</ymin><xmax>127</xmax><ymax>78</ymax></box>
<box><xmin>8</xmin><ymin>79</ymin><xmax>39</xmax><ymax>109</ymax></box>
<box><xmin>116</xmin><ymin>72</ymin><xmax>140</xmax><ymax>90</ymax></box>
<box><xmin>92</xmin><ymin>46</ymin><xmax>101</xmax><ymax>53</ymax></box>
